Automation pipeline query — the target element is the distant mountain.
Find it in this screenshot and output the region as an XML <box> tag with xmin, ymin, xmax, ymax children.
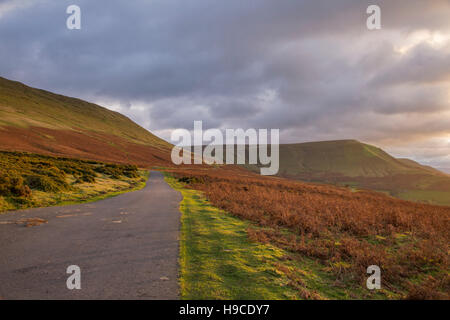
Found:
<box><xmin>0</xmin><ymin>77</ymin><xmax>172</xmax><ymax>167</ymax></box>
<box><xmin>271</xmin><ymin>140</ymin><xmax>447</xmax><ymax>177</ymax></box>
<box><xmin>243</xmin><ymin>140</ymin><xmax>450</xmax><ymax>206</ymax></box>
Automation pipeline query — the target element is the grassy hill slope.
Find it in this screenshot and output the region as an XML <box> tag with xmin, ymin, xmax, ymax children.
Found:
<box><xmin>244</xmin><ymin>140</ymin><xmax>450</xmax><ymax>206</ymax></box>
<box><xmin>275</xmin><ymin>140</ymin><xmax>413</xmax><ymax>177</ymax></box>
<box><xmin>0</xmin><ymin>77</ymin><xmax>171</xmax><ymax>166</ymax></box>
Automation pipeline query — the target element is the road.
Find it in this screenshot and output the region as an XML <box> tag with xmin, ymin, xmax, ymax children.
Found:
<box><xmin>0</xmin><ymin>171</ymin><xmax>182</xmax><ymax>299</ymax></box>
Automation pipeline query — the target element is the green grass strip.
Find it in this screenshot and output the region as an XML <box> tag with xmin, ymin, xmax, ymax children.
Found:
<box><xmin>164</xmin><ymin>174</ymin><xmax>300</xmax><ymax>300</ymax></box>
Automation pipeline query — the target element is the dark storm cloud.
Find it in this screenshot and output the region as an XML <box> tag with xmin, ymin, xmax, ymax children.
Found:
<box><xmin>371</xmin><ymin>44</ymin><xmax>450</xmax><ymax>86</ymax></box>
<box><xmin>0</xmin><ymin>0</ymin><xmax>449</xmax><ymax>167</ymax></box>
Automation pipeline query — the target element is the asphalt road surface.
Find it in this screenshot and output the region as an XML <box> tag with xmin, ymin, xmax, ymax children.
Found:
<box><xmin>0</xmin><ymin>171</ymin><xmax>182</xmax><ymax>299</ymax></box>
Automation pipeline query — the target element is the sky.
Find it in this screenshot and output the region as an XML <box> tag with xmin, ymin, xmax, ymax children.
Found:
<box><xmin>0</xmin><ymin>0</ymin><xmax>449</xmax><ymax>171</ymax></box>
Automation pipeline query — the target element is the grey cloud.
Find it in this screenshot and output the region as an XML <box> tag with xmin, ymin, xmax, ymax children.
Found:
<box><xmin>0</xmin><ymin>0</ymin><xmax>449</xmax><ymax>167</ymax></box>
<box><xmin>371</xmin><ymin>43</ymin><xmax>450</xmax><ymax>86</ymax></box>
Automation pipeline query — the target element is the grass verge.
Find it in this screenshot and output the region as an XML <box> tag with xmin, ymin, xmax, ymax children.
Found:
<box><xmin>165</xmin><ymin>174</ymin><xmax>397</xmax><ymax>300</ymax></box>
<box><xmin>0</xmin><ymin>150</ymin><xmax>149</xmax><ymax>213</ymax></box>
<box><xmin>165</xmin><ymin>174</ymin><xmax>299</xmax><ymax>299</ymax></box>
<box><xmin>46</xmin><ymin>170</ymin><xmax>149</xmax><ymax>207</ymax></box>
<box><xmin>0</xmin><ymin>170</ymin><xmax>149</xmax><ymax>213</ymax></box>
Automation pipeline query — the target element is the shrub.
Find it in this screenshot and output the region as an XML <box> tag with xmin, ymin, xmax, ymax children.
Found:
<box><xmin>0</xmin><ymin>151</ymin><xmax>140</xmax><ymax>199</ymax></box>
<box><xmin>74</xmin><ymin>174</ymin><xmax>96</xmax><ymax>184</ymax></box>
<box><xmin>178</xmin><ymin>176</ymin><xmax>204</xmax><ymax>184</ymax></box>
<box><xmin>94</xmin><ymin>163</ymin><xmax>139</xmax><ymax>179</ymax></box>
<box><xmin>405</xmin><ymin>276</ymin><xmax>449</xmax><ymax>300</ymax></box>
<box><xmin>25</xmin><ymin>175</ymin><xmax>70</xmax><ymax>193</ymax></box>
<box><xmin>123</xmin><ymin>165</ymin><xmax>139</xmax><ymax>178</ymax></box>
<box><xmin>0</xmin><ymin>171</ymin><xmax>32</xmax><ymax>198</ymax></box>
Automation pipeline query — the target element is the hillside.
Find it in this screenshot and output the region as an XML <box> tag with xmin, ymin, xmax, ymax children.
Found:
<box><xmin>243</xmin><ymin>140</ymin><xmax>450</xmax><ymax>206</ymax></box>
<box><xmin>396</xmin><ymin>158</ymin><xmax>448</xmax><ymax>176</ymax></box>
<box><xmin>0</xmin><ymin>76</ymin><xmax>172</xmax><ymax>167</ymax></box>
<box><xmin>168</xmin><ymin>167</ymin><xmax>450</xmax><ymax>299</ymax></box>
<box><xmin>0</xmin><ymin>150</ymin><xmax>147</xmax><ymax>212</ymax></box>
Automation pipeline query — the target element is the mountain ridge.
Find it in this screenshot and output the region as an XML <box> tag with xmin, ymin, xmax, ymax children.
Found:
<box><xmin>0</xmin><ymin>76</ymin><xmax>172</xmax><ymax>167</ymax></box>
<box><xmin>275</xmin><ymin>139</ymin><xmax>447</xmax><ymax>177</ymax></box>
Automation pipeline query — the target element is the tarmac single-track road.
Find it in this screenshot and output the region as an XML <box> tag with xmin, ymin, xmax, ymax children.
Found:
<box><xmin>0</xmin><ymin>171</ymin><xmax>182</xmax><ymax>299</ymax></box>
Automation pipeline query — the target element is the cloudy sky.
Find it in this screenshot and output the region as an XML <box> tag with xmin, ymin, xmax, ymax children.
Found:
<box><xmin>0</xmin><ymin>0</ymin><xmax>449</xmax><ymax>170</ymax></box>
